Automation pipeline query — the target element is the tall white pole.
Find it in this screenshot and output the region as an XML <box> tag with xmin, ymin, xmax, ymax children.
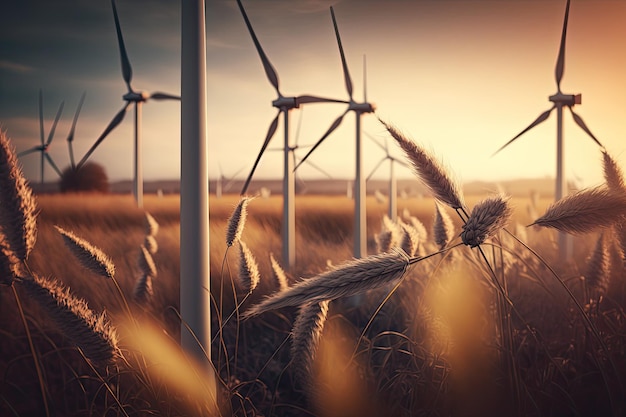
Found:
<box><xmin>389</xmin><ymin>160</ymin><xmax>396</xmax><ymax>222</ymax></box>
<box><xmin>181</xmin><ymin>0</ymin><xmax>212</xmax><ymax>378</ymax></box>
<box><xmin>282</xmin><ymin>109</ymin><xmax>296</xmax><ymax>269</ymax></box>
<box><xmin>354</xmin><ymin>112</ymin><xmax>366</xmax><ymax>258</ymax></box>
<box><xmin>555</xmin><ymin>102</ymin><xmax>571</xmax><ymax>258</ymax></box>
<box><xmin>134</xmin><ymin>101</ymin><xmax>143</xmax><ymax>208</ymax></box>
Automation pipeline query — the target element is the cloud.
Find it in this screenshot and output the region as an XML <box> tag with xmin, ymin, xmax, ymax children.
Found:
<box><xmin>0</xmin><ymin>60</ymin><xmax>36</xmax><ymax>74</ymax></box>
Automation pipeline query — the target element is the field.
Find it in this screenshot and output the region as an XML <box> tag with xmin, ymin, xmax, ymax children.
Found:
<box><xmin>1</xmin><ymin>186</ymin><xmax>626</xmax><ymax>417</ymax></box>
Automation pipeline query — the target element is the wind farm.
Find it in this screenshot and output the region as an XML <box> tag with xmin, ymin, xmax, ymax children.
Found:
<box><xmin>1</xmin><ymin>1</ymin><xmax>626</xmax><ymax>416</ymax></box>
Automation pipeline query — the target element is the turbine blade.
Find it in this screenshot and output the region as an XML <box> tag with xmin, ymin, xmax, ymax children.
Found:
<box><xmin>363</xmin><ymin>54</ymin><xmax>367</xmax><ymax>102</ymax></box>
<box><xmin>44</xmin><ymin>153</ymin><xmax>62</xmax><ymax>177</ymax></box>
<box><xmin>240</xmin><ymin>111</ymin><xmax>281</xmax><ymax>195</ymax></box>
<box><xmin>393</xmin><ymin>157</ymin><xmax>411</xmax><ymax>170</ymax></box>
<box><xmin>77</xmin><ymin>103</ymin><xmax>129</xmax><ymax>169</ymax></box>
<box><xmin>18</xmin><ymin>147</ymin><xmax>40</xmax><ymax>158</ymax></box>
<box><xmin>366</xmin><ymin>158</ymin><xmax>386</xmax><ymax>182</ymax></box>
<box><xmin>568</xmin><ymin>107</ymin><xmax>603</xmax><ymax>148</ymax></box>
<box><xmin>330</xmin><ymin>7</ymin><xmax>353</xmax><ymax>101</ymax></box>
<box><xmin>224</xmin><ymin>166</ymin><xmax>247</xmax><ymax>191</ymax></box>
<box><xmin>67</xmin><ymin>91</ymin><xmax>86</xmax><ymax>169</ymax></box>
<box><xmin>236</xmin><ymin>0</ymin><xmax>281</xmax><ymax>94</ymax></box>
<box><xmin>39</xmin><ymin>89</ymin><xmax>44</xmax><ymax>146</ymax></box>
<box><xmin>295</xmin><ymin>109</ymin><xmax>349</xmax><ymax>171</ymax></box>
<box><xmin>111</xmin><ymin>0</ymin><xmax>133</xmax><ymax>91</ymax></box>
<box><xmin>295</xmin><ymin>95</ymin><xmax>348</xmax><ymax>105</ymax></box>
<box><xmin>301</xmin><ymin>158</ymin><xmax>333</xmax><ymax>179</ymax></box>
<box><xmin>492</xmin><ymin>107</ymin><xmax>554</xmax><ymax>156</ymax></box>
<box><xmin>364</xmin><ymin>131</ymin><xmax>387</xmax><ymax>153</ymax></box>
<box><xmin>555</xmin><ymin>0</ymin><xmax>570</xmax><ymax>90</ymax></box>
<box><xmin>46</xmin><ymin>100</ymin><xmax>65</xmax><ymax>146</ymax></box>
<box><xmin>150</xmin><ymin>92</ymin><xmax>181</xmax><ymax>101</ymax></box>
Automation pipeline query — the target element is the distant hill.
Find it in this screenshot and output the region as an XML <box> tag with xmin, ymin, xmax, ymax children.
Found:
<box><xmin>30</xmin><ymin>177</ymin><xmax>576</xmax><ymax>199</ymax></box>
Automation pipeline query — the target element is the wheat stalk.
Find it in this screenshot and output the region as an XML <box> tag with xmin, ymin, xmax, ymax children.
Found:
<box><xmin>407</xmin><ymin>216</ymin><xmax>428</xmax><ymax>243</ymax></box>
<box><xmin>226</xmin><ymin>197</ymin><xmax>252</xmax><ymax>247</ymax></box>
<box><xmin>461</xmin><ymin>195</ymin><xmax>512</xmax><ymax>248</ymax></box>
<box><xmin>243</xmin><ymin>248</ymin><xmax>410</xmax><ymax>319</ymax></box>
<box><xmin>18</xmin><ymin>274</ymin><xmax>119</xmax><ymax>364</ymax></box>
<box><xmin>238</xmin><ymin>240</ymin><xmax>260</xmax><ymax>293</ymax></box>
<box><xmin>290</xmin><ymin>300</ymin><xmax>330</xmax><ymax>388</ymax></box>
<box><xmin>269</xmin><ymin>252</ymin><xmax>289</xmax><ymax>291</ymax></box>
<box><xmin>530</xmin><ymin>187</ymin><xmax>626</xmax><ymax>234</ymax></box>
<box><xmin>144</xmin><ymin>212</ymin><xmax>159</xmax><ymax>237</ymax></box>
<box><xmin>0</xmin><ymin>130</ymin><xmax>37</xmax><ymax>261</ymax></box>
<box><xmin>602</xmin><ymin>150</ymin><xmax>625</xmax><ymax>191</ymax></box>
<box><xmin>434</xmin><ymin>203</ymin><xmax>455</xmax><ymax>250</ymax></box>
<box><xmin>55</xmin><ymin>226</ymin><xmax>115</xmax><ymax>279</ymax></box>
<box><xmin>138</xmin><ymin>245</ymin><xmax>157</xmax><ymax>278</ymax></box>
<box><xmin>379</xmin><ymin>119</ymin><xmax>465</xmax><ymax>210</ymax></box>
<box><xmin>133</xmin><ymin>273</ymin><xmax>154</xmax><ymax>305</ymax></box>
<box><xmin>585</xmin><ymin>232</ymin><xmax>610</xmax><ymax>296</ymax></box>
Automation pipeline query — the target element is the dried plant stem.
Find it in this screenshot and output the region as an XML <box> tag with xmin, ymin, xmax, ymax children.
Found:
<box><xmin>11</xmin><ymin>284</ymin><xmax>50</xmax><ymax>417</ymax></box>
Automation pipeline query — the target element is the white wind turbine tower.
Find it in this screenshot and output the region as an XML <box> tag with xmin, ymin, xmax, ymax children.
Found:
<box><xmin>237</xmin><ymin>0</ymin><xmax>347</xmax><ymax>270</ymax></box>
<box><xmin>297</xmin><ymin>7</ymin><xmax>376</xmax><ymax>258</ymax></box>
<box><xmin>77</xmin><ymin>0</ymin><xmax>180</xmax><ymax>208</ymax></box>
<box><xmin>365</xmin><ymin>133</ymin><xmax>410</xmax><ymax>222</ymax></box>
<box><xmin>493</xmin><ymin>0</ymin><xmax>603</xmax><ymax>257</ymax></box>
<box><xmin>19</xmin><ymin>90</ymin><xmax>65</xmax><ymax>184</ymax></box>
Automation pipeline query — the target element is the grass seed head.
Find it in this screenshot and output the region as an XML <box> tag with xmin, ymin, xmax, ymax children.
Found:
<box><xmin>226</xmin><ymin>197</ymin><xmax>252</xmax><ymax>247</ymax></box>
<box><xmin>238</xmin><ymin>240</ymin><xmax>260</xmax><ymax>293</ymax></box>
<box><xmin>0</xmin><ymin>131</ymin><xmax>37</xmax><ymax>261</ymax></box>
<box><xmin>133</xmin><ymin>273</ymin><xmax>154</xmax><ymax>305</ymax></box>
<box><xmin>585</xmin><ymin>232</ymin><xmax>611</xmax><ymax>296</ymax></box>
<box><xmin>144</xmin><ymin>212</ymin><xmax>159</xmax><ymax>237</ymax></box>
<box><xmin>530</xmin><ymin>186</ymin><xmax>626</xmax><ymax>235</ymax></box>
<box><xmin>18</xmin><ymin>274</ymin><xmax>119</xmax><ymax>365</ymax></box>
<box><xmin>434</xmin><ymin>203</ymin><xmax>455</xmax><ymax>250</ymax></box>
<box><xmin>243</xmin><ymin>248</ymin><xmax>410</xmax><ymax>319</ymax></box>
<box><xmin>380</xmin><ymin>119</ymin><xmax>465</xmax><ymax>210</ymax></box>
<box><xmin>602</xmin><ymin>150</ymin><xmax>625</xmax><ymax>191</ymax></box>
<box><xmin>290</xmin><ymin>300</ymin><xmax>330</xmax><ymax>389</ymax></box>
<box><xmin>55</xmin><ymin>226</ymin><xmax>115</xmax><ymax>279</ymax></box>
<box><xmin>269</xmin><ymin>252</ymin><xmax>289</xmax><ymax>291</ymax></box>
<box><xmin>461</xmin><ymin>195</ymin><xmax>512</xmax><ymax>248</ymax></box>
<box><xmin>138</xmin><ymin>245</ymin><xmax>157</xmax><ymax>278</ymax></box>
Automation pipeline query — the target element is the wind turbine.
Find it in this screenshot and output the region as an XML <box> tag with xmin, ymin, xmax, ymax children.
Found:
<box><xmin>19</xmin><ymin>90</ymin><xmax>64</xmax><ymax>184</ymax></box>
<box><xmin>236</xmin><ymin>0</ymin><xmax>347</xmax><ymax>269</ymax></box>
<box><xmin>66</xmin><ymin>91</ymin><xmax>86</xmax><ymax>170</ymax></box>
<box><xmin>77</xmin><ymin>0</ymin><xmax>181</xmax><ymax>208</ymax></box>
<box><xmin>492</xmin><ymin>0</ymin><xmax>603</xmax><ymax>257</ymax></box>
<box><xmin>297</xmin><ymin>8</ymin><xmax>376</xmax><ymax>258</ymax></box>
<box><xmin>215</xmin><ymin>163</ymin><xmax>245</xmax><ymax>198</ymax></box>
<box><xmin>365</xmin><ymin>133</ymin><xmax>410</xmax><ymax>222</ymax></box>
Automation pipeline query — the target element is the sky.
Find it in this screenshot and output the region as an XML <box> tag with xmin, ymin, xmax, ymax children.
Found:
<box><xmin>1</xmin><ymin>0</ymin><xmax>625</xmax><ymax>190</ymax></box>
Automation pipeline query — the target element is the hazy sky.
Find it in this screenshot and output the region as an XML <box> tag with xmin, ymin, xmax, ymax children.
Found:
<box><xmin>1</xmin><ymin>0</ymin><xmax>625</xmax><ymax>190</ymax></box>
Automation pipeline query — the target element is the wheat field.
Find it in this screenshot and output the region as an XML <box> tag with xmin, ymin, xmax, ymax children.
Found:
<box><xmin>1</xmin><ymin>128</ymin><xmax>626</xmax><ymax>416</ymax></box>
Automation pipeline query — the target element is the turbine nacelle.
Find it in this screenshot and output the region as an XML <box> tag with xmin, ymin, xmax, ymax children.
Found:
<box><xmin>272</xmin><ymin>96</ymin><xmax>298</xmax><ymax>109</ymax></box>
<box><xmin>350</xmin><ymin>101</ymin><xmax>376</xmax><ymax>113</ymax></box>
<box><xmin>123</xmin><ymin>91</ymin><xmax>149</xmax><ymax>102</ymax></box>
<box><xmin>549</xmin><ymin>92</ymin><xmax>581</xmax><ymax>106</ymax></box>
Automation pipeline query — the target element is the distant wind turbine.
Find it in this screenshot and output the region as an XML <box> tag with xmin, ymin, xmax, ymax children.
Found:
<box><xmin>77</xmin><ymin>0</ymin><xmax>181</xmax><ymax>208</ymax></box>
<box><xmin>297</xmin><ymin>8</ymin><xmax>376</xmax><ymax>258</ymax></box>
<box><xmin>19</xmin><ymin>90</ymin><xmax>64</xmax><ymax>184</ymax></box>
<box><xmin>365</xmin><ymin>132</ymin><xmax>410</xmax><ymax>222</ymax></box>
<box><xmin>492</xmin><ymin>0</ymin><xmax>603</xmax><ymax>257</ymax></box>
<box><xmin>66</xmin><ymin>91</ymin><xmax>86</xmax><ymax>170</ymax></box>
<box><xmin>215</xmin><ymin>162</ymin><xmax>245</xmax><ymax>198</ymax></box>
<box><xmin>236</xmin><ymin>0</ymin><xmax>347</xmax><ymax>269</ymax></box>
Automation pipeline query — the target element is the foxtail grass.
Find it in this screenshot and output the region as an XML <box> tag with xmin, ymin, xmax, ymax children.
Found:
<box><xmin>530</xmin><ymin>187</ymin><xmax>626</xmax><ymax>234</ymax></box>
<box><xmin>144</xmin><ymin>212</ymin><xmax>159</xmax><ymax>237</ymax></box>
<box><xmin>290</xmin><ymin>300</ymin><xmax>330</xmax><ymax>389</ymax></box>
<box><xmin>585</xmin><ymin>232</ymin><xmax>611</xmax><ymax>296</ymax></box>
<box><xmin>144</xmin><ymin>235</ymin><xmax>158</xmax><ymax>255</ymax></box>
<box><xmin>434</xmin><ymin>203</ymin><xmax>455</xmax><ymax>250</ymax></box>
<box><xmin>55</xmin><ymin>226</ymin><xmax>115</xmax><ymax>279</ymax></box>
<box><xmin>461</xmin><ymin>195</ymin><xmax>512</xmax><ymax>247</ymax></box>
<box><xmin>18</xmin><ymin>274</ymin><xmax>119</xmax><ymax>365</ymax></box>
<box><xmin>379</xmin><ymin>118</ymin><xmax>465</xmax><ymax>210</ymax></box>
<box><xmin>243</xmin><ymin>248</ymin><xmax>410</xmax><ymax>319</ymax></box>
<box><xmin>602</xmin><ymin>150</ymin><xmax>625</xmax><ymax>191</ymax></box>
<box><xmin>269</xmin><ymin>252</ymin><xmax>289</xmax><ymax>291</ymax></box>
<box><xmin>238</xmin><ymin>240</ymin><xmax>260</xmax><ymax>293</ymax></box>
<box><xmin>133</xmin><ymin>273</ymin><xmax>154</xmax><ymax>305</ymax></box>
<box><xmin>226</xmin><ymin>197</ymin><xmax>252</xmax><ymax>247</ymax></box>
<box><xmin>137</xmin><ymin>245</ymin><xmax>157</xmax><ymax>277</ymax></box>
<box><xmin>0</xmin><ymin>130</ymin><xmax>37</xmax><ymax>261</ymax></box>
